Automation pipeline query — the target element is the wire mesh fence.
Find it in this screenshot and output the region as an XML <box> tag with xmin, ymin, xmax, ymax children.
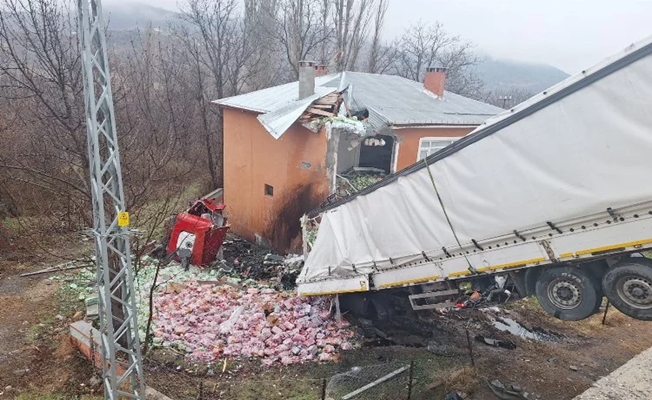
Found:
<box><xmin>325</xmin><ymin>361</ymin><xmax>413</xmax><ymax>400</ymax></box>
<box><xmin>144</xmin><ymin>357</ymin><xmax>433</xmax><ymax>400</ymax></box>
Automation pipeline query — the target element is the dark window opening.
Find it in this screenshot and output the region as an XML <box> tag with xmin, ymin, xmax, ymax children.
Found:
<box><xmin>358</xmin><ymin>134</ymin><xmax>395</xmax><ymax>173</ymax></box>
<box><xmin>264</xmin><ymin>184</ymin><xmax>274</xmax><ymax>197</ymax></box>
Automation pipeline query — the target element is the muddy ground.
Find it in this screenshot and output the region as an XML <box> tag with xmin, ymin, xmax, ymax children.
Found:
<box><xmin>1</xmin><ymin>235</ymin><xmax>652</xmax><ymax>399</ymax></box>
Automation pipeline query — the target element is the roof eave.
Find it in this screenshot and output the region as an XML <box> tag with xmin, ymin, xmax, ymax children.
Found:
<box><xmin>211</xmin><ymin>100</ymin><xmax>268</xmax><ymax>114</ymax></box>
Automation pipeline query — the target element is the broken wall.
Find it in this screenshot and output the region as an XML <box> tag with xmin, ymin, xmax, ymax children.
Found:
<box><xmin>223</xmin><ymin>108</ymin><xmax>329</xmax><ymax>253</ymax></box>
<box><xmin>336</xmin><ymin>132</ymin><xmax>361</xmax><ymax>174</ymax></box>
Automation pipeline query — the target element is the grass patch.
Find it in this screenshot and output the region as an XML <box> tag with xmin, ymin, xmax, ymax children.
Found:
<box><xmin>25</xmin><ymin>317</ymin><xmax>57</xmax><ymax>346</ymax></box>
<box><xmin>1</xmin><ymin>216</ymin><xmax>20</xmax><ymax>231</ymax></box>
<box><xmin>443</xmin><ymin>366</ymin><xmax>480</xmax><ymax>394</ymax></box>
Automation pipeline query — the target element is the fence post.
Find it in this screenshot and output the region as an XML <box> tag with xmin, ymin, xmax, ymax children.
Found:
<box><xmin>407</xmin><ymin>360</ymin><xmax>415</xmax><ymax>400</ymax></box>
<box><xmin>197</xmin><ymin>381</ymin><xmax>203</xmax><ymax>400</ymax></box>
<box><xmin>465</xmin><ymin>328</ymin><xmax>475</xmax><ymax>367</ymax></box>
<box><xmin>321</xmin><ymin>378</ymin><xmax>327</xmax><ymax>400</ymax></box>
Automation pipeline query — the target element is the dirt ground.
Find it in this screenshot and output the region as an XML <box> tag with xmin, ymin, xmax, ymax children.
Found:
<box><xmin>2</xmin><ymin>236</ymin><xmax>652</xmax><ymax>400</ymax></box>
<box><xmin>0</xmin><ymin>235</ymin><xmax>100</xmax><ymax>399</ymax></box>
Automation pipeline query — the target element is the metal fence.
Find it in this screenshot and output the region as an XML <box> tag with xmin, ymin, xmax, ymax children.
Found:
<box><xmin>325</xmin><ymin>361</ymin><xmax>413</xmax><ymax>400</ymax></box>
<box><xmin>145</xmin><ymin>359</ymin><xmax>428</xmax><ymax>400</ymax></box>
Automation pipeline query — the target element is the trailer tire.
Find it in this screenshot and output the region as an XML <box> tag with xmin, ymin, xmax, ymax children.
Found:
<box><xmin>603</xmin><ymin>258</ymin><xmax>652</xmax><ymax>321</ymax></box>
<box><xmin>535</xmin><ymin>266</ymin><xmax>602</xmax><ymax>321</ymax></box>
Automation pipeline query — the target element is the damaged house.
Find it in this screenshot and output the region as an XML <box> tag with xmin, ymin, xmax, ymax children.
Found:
<box><xmin>213</xmin><ymin>62</ymin><xmax>502</xmax><ymax>253</ymax></box>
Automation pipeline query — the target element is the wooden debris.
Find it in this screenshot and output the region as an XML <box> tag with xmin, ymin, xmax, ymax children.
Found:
<box><xmin>301</xmin><ymin>92</ymin><xmax>343</xmax><ymax>121</ymax></box>
<box><xmin>306</xmin><ymin>107</ymin><xmax>335</xmax><ymax>117</ymax></box>
<box><xmin>163</xmin><ymin>282</ymin><xmax>188</xmax><ymax>294</ymax></box>
<box><xmin>20</xmin><ymin>261</ymin><xmax>90</xmax><ymax>277</ymax></box>
<box><xmin>342</xmin><ymin>366</ymin><xmax>409</xmax><ymax>399</ymax></box>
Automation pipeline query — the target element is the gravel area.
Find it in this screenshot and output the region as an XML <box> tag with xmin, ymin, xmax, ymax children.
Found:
<box><xmin>574</xmin><ymin>346</ymin><xmax>652</xmax><ymax>400</ymax></box>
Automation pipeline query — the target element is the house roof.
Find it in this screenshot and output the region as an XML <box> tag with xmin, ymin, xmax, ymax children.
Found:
<box><xmin>213</xmin><ymin>71</ymin><xmax>503</xmax><ymax>139</ymax></box>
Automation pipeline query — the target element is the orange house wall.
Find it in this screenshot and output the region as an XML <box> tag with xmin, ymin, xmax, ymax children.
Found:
<box><xmin>222</xmin><ymin>107</ymin><xmax>329</xmax><ymax>253</ymax></box>
<box><xmin>394</xmin><ymin>127</ymin><xmax>476</xmax><ymax>171</ymax></box>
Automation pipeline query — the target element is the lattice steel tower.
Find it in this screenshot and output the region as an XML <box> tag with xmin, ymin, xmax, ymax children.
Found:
<box><xmin>77</xmin><ymin>0</ymin><xmax>145</xmax><ymax>397</ymax></box>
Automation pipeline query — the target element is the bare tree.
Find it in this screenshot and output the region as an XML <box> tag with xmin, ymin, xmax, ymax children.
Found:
<box><xmin>0</xmin><ymin>0</ymin><xmax>204</xmax><ymax>245</ymax></box>
<box><xmin>394</xmin><ymin>20</ymin><xmax>482</xmax><ymax>97</ymax></box>
<box><xmin>270</xmin><ymin>0</ymin><xmax>331</xmax><ymax>79</ymax></box>
<box><xmin>112</xmin><ymin>27</ymin><xmax>198</xmax><ymax>210</ymax></box>
<box><xmin>173</xmin><ymin>0</ymin><xmax>248</xmax><ymax>189</ymax></box>
<box><xmin>319</xmin><ymin>0</ymin><xmax>332</xmax><ymax>65</ymax></box>
<box><xmin>0</xmin><ymin>0</ymin><xmax>89</xmax><ymax>229</ymax></box>
<box><xmin>366</xmin><ymin>0</ymin><xmax>388</xmax><ymax>73</ymax></box>
<box><xmin>333</xmin><ymin>0</ymin><xmax>379</xmax><ymax>71</ymax></box>
<box><xmin>244</xmin><ymin>0</ymin><xmax>282</xmax><ymax>89</ymax></box>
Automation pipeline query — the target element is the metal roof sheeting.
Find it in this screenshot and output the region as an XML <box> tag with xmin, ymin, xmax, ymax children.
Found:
<box><xmin>214</xmin><ymin>71</ymin><xmax>503</xmax><ymax>138</ymax></box>
<box><xmin>213</xmin><ymin>74</ymin><xmax>340</xmax><ymax>114</ymax></box>
<box><xmin>257</xmin><ymin>87</ymin><xmax>337</xmax><ymax>139</ymax></box>
<box><xmin>321</xmin><ymin>72</ymin><xmax>503</xmax><ymax>127</ymax></box>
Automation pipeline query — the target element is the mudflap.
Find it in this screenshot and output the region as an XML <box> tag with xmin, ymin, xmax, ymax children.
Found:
<box><xmin>508</xmin><ymin>271</ymin><xmax>528</xmax><ymax>298</ymax></box>
<box><xmin>339</xmin><ymin>292</ymin><xmax>396</xmax><ymax>321</ymax></box>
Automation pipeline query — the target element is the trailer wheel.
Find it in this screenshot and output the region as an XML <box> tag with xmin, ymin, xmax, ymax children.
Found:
<box><xmin>535</xmin><ymin>266</ymin><xmax>602</xmax><ymax>321</ymax></box>
<box><xmin>602</xmin><ymin>258</ymin><xmax>652</xmax><ymax>321</ymax></box>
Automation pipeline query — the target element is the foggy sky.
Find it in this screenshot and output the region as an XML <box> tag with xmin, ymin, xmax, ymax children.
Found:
<box><xmin>104</xmin><ymin>0</ymin><xmax>652</xmax><ymax>73</ymax></box>
<box><xmin>383</xmin><ymin>0</ymin><xmax>652</xmax><ymax>74</ymax></box>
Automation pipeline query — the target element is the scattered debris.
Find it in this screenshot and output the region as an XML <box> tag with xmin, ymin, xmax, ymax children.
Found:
<box><xmin>341</xmin><ymin>365</ymin><xmax>409</xmax><ymax>400</ymax></box>
<box><xmin>300</xmin><ymin>93</ymin><xmax>342</xmax><ymax>127</ymax></box>
<box><xmin>475</xmin><ymin>335</ymin><xmax>516</xmax><ymax>350</ymax></box>
<box><xmin>162</xmin><ymin>282</ymin><xmax>188</xmax><ymax>294</ymax></box>
<box><xmin>215</xmin><ymin>237</ymin><xmax>303</xmax><ymax>288</ymax></box>
<box><xmin>489</xmin><ymin>316</ymin><xmax>565</xmax><ymax>342</ymax></box>
<box><xmin>569</xmin><ymin>365</ymin><xmax>579</xmax><ymax>371</ymax></box>
<box><xmin>89</xmin><ymin>375</ymin><xmax>101</xmax><ymax>388</ymax></box>
<box><xmin>427</xmin><ymin>342</ymin><xmax>466</xmax><ymax>357</ymax></box>
<box><xmin>321</xmin><ymin>168</ymin><xmax>386</xmax><ymax>210</ymax></box>
<box><xmin>443</xmin><ymin>391</ymin><xmax>466</xmax><ymax>400</ymax></box>
<box><xmin>488</xmin><ymin>379</ymin><xmax>529</xmax><ymax>399</ymax></box>
<box><xmin>151</xmin><ymin>273</ymin><xmax>356</xmax><ymax>365</ymax></box>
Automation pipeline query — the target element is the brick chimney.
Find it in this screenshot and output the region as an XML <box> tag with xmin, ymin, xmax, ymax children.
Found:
<box><xmin>424</xmin><ymin>66</ymin><xmax>447</xmax><ymax>97</ymax></box>
<box><xmin>314</xmin><ymin>64</ymin><xmax>328</xmax><ymax>77</ymax></box>
<box><xmin>298</xmin><ymin>60</ymin><xmax>316</xmax><ymax>99</ymax></box>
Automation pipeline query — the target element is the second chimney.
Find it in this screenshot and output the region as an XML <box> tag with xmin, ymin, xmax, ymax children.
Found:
<box><xmin>424</xmin><ymin>66</ymin><xmax>447</xmax><ymax>97</ymax></box>
<box><xmin>314</xmin><ymin>64</ymin><xmax>328</xmax><ymax>77</ymax></box>
<box><xmin>299</xmin><ymin>60</ymin><xmax>316</xmax><ymax>99</ymax></box>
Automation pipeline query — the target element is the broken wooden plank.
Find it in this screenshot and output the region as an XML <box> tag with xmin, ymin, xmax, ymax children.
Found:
<box><xmin>310</xmin><ymin>104</ymin><xmax>334</xmax><ymax>109</ymax></box>
<box><xmin>315</xmin><ymin>94</ymin><xmax>339</xmax><ymax>100</ymax></box>
<box><xmin>306</xmin><ymin>108</ymin><xmax>335</xmax><ymax>117</ymax></box>
<box><xmin>341</xmin><ymin>366</ymin><xmax>409</xmax><ymax>399</ymax></box>
<box><xmin>20</xmin><ymin>262</ymin><xmax>90</xmax><ymax>277</ymax></box>
<box><xmin>315</xmin><ymin>97</ymin><xmax>338</xmax><ymax>104</ymax></box>
<box><xmin>196</xmin><ymin>280</ymin><xmax>223</xmax><ymax>285</ymax></box>
<box><xmin>373</xmin><ymin>327</ymin><xmax>389</xmax><ymax>340</ymax></box>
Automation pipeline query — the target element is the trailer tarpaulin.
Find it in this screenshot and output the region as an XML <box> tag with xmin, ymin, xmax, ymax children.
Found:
<box><xmin>298</xmin><ymin>35</ymin><xmax>652</xmax><ymax>290</ymax></box>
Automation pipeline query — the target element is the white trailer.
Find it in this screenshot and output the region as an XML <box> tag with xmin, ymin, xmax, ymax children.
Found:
<box><xmin>297</xmin><ymin>35</ymin><xmax>652</xmax><ymax>321</ymax></box>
